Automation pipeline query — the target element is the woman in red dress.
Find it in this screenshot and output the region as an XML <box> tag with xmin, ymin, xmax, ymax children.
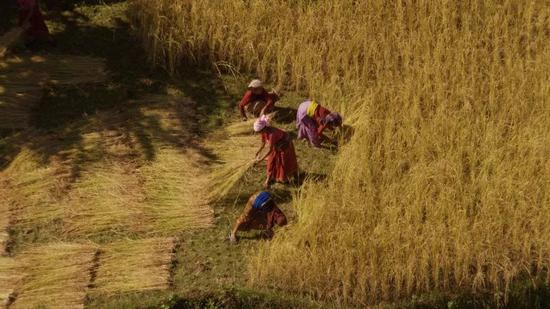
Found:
<box><xmin>17</xmin><ymin>0</ymin><xmax>54</xmax><ymax>46</ymax></box>
<box><xmin>254</xmin><ymin>116</ymin><xmax>298</xmax><ymax>188</ymax></box>
<box><xmin>239</xmin><ymin>79</ymin><xmax>279</xmax><ymax>121</ymax></box>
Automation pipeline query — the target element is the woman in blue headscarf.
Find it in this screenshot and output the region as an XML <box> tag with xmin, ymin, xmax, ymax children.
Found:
<box><xmin>229</xmin><ymin>191</ymin><xmax>287</xmax><ymax>242</ymax></box>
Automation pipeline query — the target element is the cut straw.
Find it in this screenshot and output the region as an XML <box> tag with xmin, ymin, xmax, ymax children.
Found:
<box><xmin>0</xmin><ymin>257</ymin><xmax>21</xmax><ymax>307</ymax></box>
<box><xmin>10</xmin><ymin>243</ymin><xmax>97</xmax><ymax>309</ymax></box>
<box><xmin>92</xmin><ymin>237</ymin><xmax>177</xmax><ymax>295</ymax></box>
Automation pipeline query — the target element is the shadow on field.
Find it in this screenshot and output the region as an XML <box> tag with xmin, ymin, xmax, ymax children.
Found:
<box><xmin>0</xmin><ymin>3</ymin><xmax>229</xmax><ymax>182</ymax></box>
<box><xmin>272</xmin><ymin>106</ymin><xmax>297</xmax><ymax>124</ymax></box>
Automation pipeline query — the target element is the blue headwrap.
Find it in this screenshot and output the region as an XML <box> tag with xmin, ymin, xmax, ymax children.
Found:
<box><xmin>253</xmin><ymin>191</ymin><xmax>272</xmax><ymax>210</ymax></box>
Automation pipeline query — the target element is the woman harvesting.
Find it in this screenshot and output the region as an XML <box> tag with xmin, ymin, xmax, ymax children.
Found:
<box><xmin>254</xmin><ymin>116</ymin><xmax>298</xmax><ymax>189</ymax></box>
<box><xmin>17</xmin><ymin>0</ymin><xmax>55</xmax><ymax>48</ymax></box>
<box><xmin>229</xmin><ymin>191</ymin><xmax>287</xmax><ymax>243</ymax></box>
<box><xmin>296</xmin><ymin>100</ymin><xmax>342</xmax><ymax>148</ymax></box>
<box><xmin>239</xmin><ymin>79</ymin><xmax>279</xmax><ymax>121</ymax></box>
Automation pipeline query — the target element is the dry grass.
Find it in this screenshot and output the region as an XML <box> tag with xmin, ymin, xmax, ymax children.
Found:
<box><xmin>0</xmin><ymin>181</ymin><xmax>10</xmax><ymax>255</ymax></box>
<box><xmin>0</xmin><ymin>27</ymin><xmax>23</xmax><ymax>58</ymax></box>
<box><xmin>63</xmin><ymin>162</ymin><xmax>148</xmax><ymax>238</ymax></box>
<box><xmin>92</xmin><ymin>237</ymin><xmax>176</xmax><ymax>295</ymax></box>
<box><xmin>141</xmin><ymin>149</ymin><xmax>214</xmax><ymax>234</ymax></box>
<box><xmin>10</xmin><ymin>243</ymin><xmax>97</xmax><ymax>309</ymax></box>
<box><xmin>130</xmin><ymin>0</ymin><xmax>550</xmax><ymax>305</ymax></box>
<box><xmin>0</xmin><ymin>73</ymin><xmax>45</xmax><ymax>129</ymax></box>
<box><xmin>2</xmin><ymin>149</ymin><xmax>64</xmax><ymax>229</ymax></box>
<box><xmin>0</xmin><ymin>54</ymin><xmax>107</xmax><ymax>129</ymax></box>
<box><xmin>0</xmin><ymin>257</ymin><xmax>22</xmax><ymax>308</ymax></box>
<box><xmin>1</xmin><ymin>54</ymin><xmax>107</xmax><ymax>85</ymax></box>
<box><xmin>2</xmin><ymin>94</ymin><xmax>214</xmax><ymax>243</ymax></box>
<box><xmin>208</xmin><ymin>128</ymin><xmax>263</xmax><ymax>201</ymax></box>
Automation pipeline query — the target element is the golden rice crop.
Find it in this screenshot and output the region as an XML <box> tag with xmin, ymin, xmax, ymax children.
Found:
<box><xmin>130</xmin><ymin>0</ymin><xmax>550</xmax><ymax>306</ymax></box>
<box><xmin>10</xmin><ymin>243</ymin><xmax>97</xmax><ymax>309</ymax></box>
<box><xmin>92</xmin><ymin>237</ymin><xmax>176</xmax><ymax>295</ymax></box>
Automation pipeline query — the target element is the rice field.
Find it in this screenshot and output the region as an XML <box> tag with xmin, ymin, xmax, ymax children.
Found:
<box><xmin>130</xmin><ymin>0</ymin><xmax>550</xmax><ymax>306</ymax></box>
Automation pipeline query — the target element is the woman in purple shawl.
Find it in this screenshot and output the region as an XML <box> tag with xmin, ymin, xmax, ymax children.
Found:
<box><xmin>296</xmin><ymin>100</ymin><xmax>342</xmax><ymax>147</ymax></box>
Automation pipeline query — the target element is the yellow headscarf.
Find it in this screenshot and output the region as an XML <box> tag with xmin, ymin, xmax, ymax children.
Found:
<box><xmin>306</xmin><ymin>100</ymin><xmax>319</xmax><ymax>118</ymax></box>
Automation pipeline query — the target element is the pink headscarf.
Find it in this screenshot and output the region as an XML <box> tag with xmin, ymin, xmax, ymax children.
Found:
<box><xmin>253</xmin><ymin>115</ymin><xmax>270</xmax><ymax>132</ymax></box>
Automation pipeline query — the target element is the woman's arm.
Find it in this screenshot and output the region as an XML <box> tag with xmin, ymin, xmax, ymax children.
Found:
<box><xmin>257</xmin><ymin>144</ymin><xmax>274</xmax><ymax>162</ymax></box>
<box><xmin>20</xmin><ymin>1</ymin><xmax>36</xmax><ymax>29</ymax></box>
<box><xmin>239</xmin><ymin>91</ymin><xmax>253</xmax><ymax>120</ymax></box>
<box><xmin>255</xmin><ymin>141</ymin><xmax>266</xmax><ymax>158</ymax></box>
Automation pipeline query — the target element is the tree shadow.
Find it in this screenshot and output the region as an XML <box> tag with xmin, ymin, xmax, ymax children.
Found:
<box><xmin>272</xmin><ymin>106</ymin><xmax>297</xmax><ymax>124</ymax></box>
<box><xmin>0</xmin><ymin>2</ymin><xmax>226</xmax><ymax>186</ymax></box>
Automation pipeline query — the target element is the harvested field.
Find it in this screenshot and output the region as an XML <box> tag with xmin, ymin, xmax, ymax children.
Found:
<box><xmin>0</xmin><ymin>54</ymin><xmax>107</xmax><ymax>130</ymax></box>
<box><xmin>10</xmin><ymin>243</ymin><xmax>97</xmax><ymax>309</ymax></box>
<box><xmin>92</xmin><ymin>237</ymin><xmax>177</xmax><ymax>295</ymax></box>
<box><xmin>141</xmin><ymin>149</ymin><xmax>214</xmax><ymax>234</ymax></box>
<box><xmin>63</xmin><ymin>162</ymin><xmax>148</xmax><ymax>239</ymax></box>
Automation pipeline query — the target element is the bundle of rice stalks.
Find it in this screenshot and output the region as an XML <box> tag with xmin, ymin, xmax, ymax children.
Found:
<box><xmin>0</xmin><ymin>27</ymin><xmax>24</xmax><ymax>58</ymax></box>
<box><xmin>10</xmin><ymin>243</ymin><xmax>97</xmax><ymax>309</ymax></box>
<box><xmin>0</xmin><ymin>257</ymin><xmax>22</xmax><ymax>307</ymax></box>
<box><xmin>3</xmin><ymin>149</ymin><xmax>64</xmax><ymax>229</ymax></box>
<box><xmin>63</xmin><ymin>162</ymin><xmax>148</xmax><ymax>239</ymax></box>
<box><xmin>208</xmin><ymin>134</ymin><xmax>261</xmax><ymax>200</ymax></box>
<box><xmin>141</xmin><ymin>149</ymin><xmax>213</xmax><ymax>234</ymax></box>
<box><xmin>92</xmin><ymin>237</ymin><xmax>177</xmax><ymax>295</ymax></box>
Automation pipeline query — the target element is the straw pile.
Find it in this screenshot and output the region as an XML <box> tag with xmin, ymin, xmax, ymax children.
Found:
<box><xmin>141</xmin><ymin>149</ymin><xmax>214</xmax><ymax>234</ymax></box>
<box><xmin>92</xmin><ymin>237</ymin><xmax>177</xmax><ymax>295</ymax></box>
<box><xmin>0</xmin><ymin>257</ymin><xmax>22</xmax><ymax>308</ymax></box>
<box><xmin>0</xmin><ymin>27</ymin><xmax>24</xmax><ymax>58</ymax></box>
<box><xmin>64</xmin><ymin>162</ymin><xmax>148</xmax><ymax>238</ymax></box>
<box><xmin>208</xmin><ymin>132</ymin><xmax>261</xmax><ymax>201</ymax></box>
<box><xmin>3</xmin><ymin>149</ymin><xmax>64</xmax><ymax>229</ymax></box>
<box><xmin>10</xmin><ymin>243</ymin><xmax>97</xmax><ymax>309</ymax></box>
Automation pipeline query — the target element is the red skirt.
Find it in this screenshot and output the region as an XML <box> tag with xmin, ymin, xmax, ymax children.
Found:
<box><xmin>266</xmin><ymin>141</ymin><xmax>298</xmax><ymax>182</ymax></box>
<box><xmin>18</xmin><ymin>1</ymin><xmax>50</xmax><ymax>39</ymax></box>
